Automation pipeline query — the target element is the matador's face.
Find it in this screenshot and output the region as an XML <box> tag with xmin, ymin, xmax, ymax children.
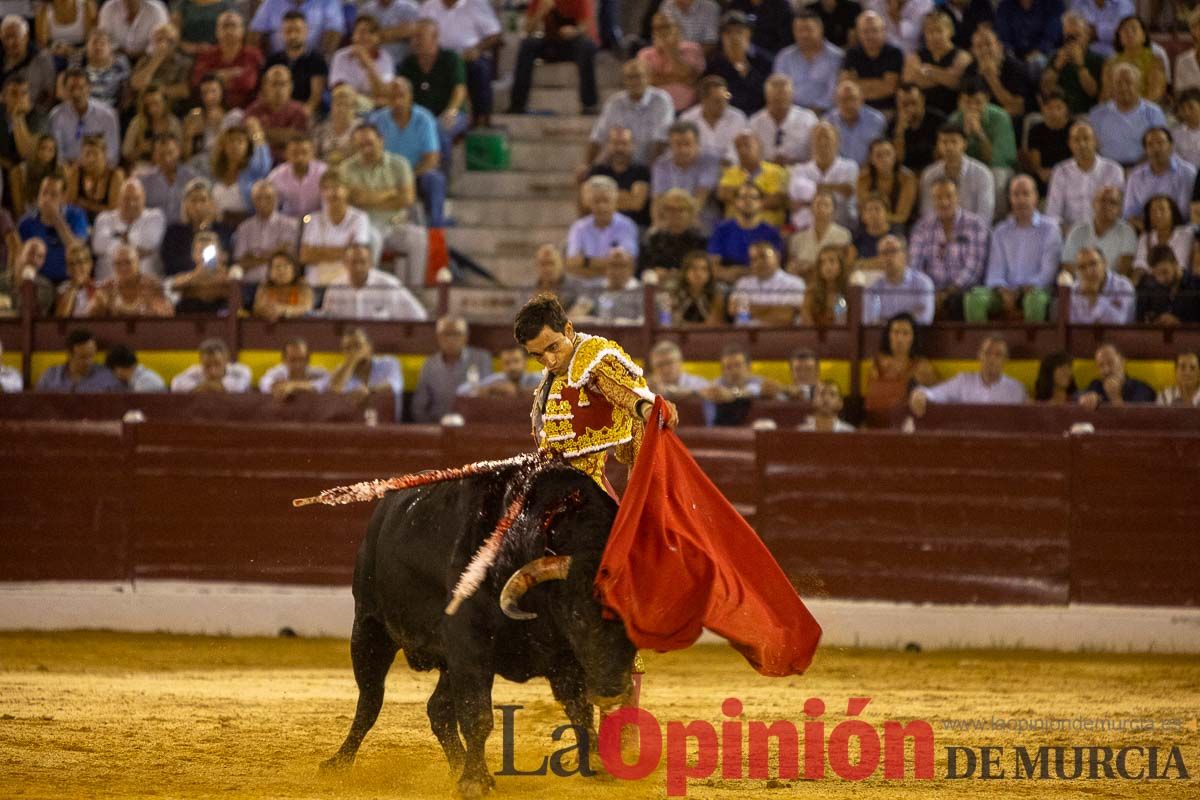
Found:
<box><xmin>524</xmin><ymin>323</ymin><xmax>576</xmax><ymax>377</ymax></box>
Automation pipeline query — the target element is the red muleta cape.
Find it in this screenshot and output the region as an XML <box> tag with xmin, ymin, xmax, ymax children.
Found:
<box><xmin>595</xmin><ymin>398</ymin><xmax>822</xmax><ymax>677</ymax></box>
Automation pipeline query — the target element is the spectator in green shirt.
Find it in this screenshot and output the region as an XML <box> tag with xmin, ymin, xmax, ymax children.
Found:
<box><xmin>397</xmin><ymin>19</ymin><xmax>467</xmax><ymax>178</ymax></box>
<box><xmin>949</xmin><ymin>76</ymin><xmax>1018</xmax><ymax>170</ymax></box>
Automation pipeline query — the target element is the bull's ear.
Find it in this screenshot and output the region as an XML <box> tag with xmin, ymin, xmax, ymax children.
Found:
<box><xmin>499</xmin><ymin>555</ymin><xmax>572</xmax><ymax>620</ymax></box>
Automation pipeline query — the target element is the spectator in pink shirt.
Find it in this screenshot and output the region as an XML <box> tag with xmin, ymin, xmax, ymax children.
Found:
<box><xmin>268</xmin><ymin>133</ymin><xmax>327</xmax><ymax>218</ymax></box>
<box><xmin>637</xmin><ymin>12</ymin><xmax>704</xmax><ymax>112</ymax></box>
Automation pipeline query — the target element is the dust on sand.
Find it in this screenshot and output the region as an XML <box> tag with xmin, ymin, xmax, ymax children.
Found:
<box><xmin>1</xmin><ymin>632</ymin><xmax>1197</xmax><ymax>799</ymax></box>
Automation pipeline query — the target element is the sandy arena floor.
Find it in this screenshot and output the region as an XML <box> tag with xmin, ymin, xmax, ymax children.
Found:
<box><xmin>1</xmin><ymin>632</ymin><xmax>1197</xmax><ymax>799</ymax></box>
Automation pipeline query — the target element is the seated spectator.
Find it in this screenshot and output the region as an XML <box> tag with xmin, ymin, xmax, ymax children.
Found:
<box><xmin>190</xmin><ymin>12</ymin><xmax>263</xmax><ymax>109</ymax></box>
<box><xmin>639</xmin><ymin>12</ymin><xmax>705</xmax><ymax>113</ymax></box>
<box><xmin>964</xmin><ymin>24</ymin><xmax>1031</xmax><ymax>118</ymax></box>
<box><xmin>327</xmin><ymin>327</ymin><xmax>404</xmax><ymax>417</ymax></box>
<box><xmin>863</xmin><ymin>235</ymin><xmax>935</xmax><ymax>324</ymax></box>
<box><xmin>772</xmin><ymin>9</ymin><xmax>842</xmax><ymax>116</ymax></box>
<box><xmin>865</xmin><ymin>311</ymin><xmax>936</xmax><ymax>419</ymax></box>
<box><xmin>994</xmin><ymin>0</ymin><xmax>1061</xmax><ymax>69</ymax></box>
<box><xmin>457</xmin><ymin>344</ymin><xmax>540</xmax><ymax>398</ymax></box>
<box><xmin>801</xmin><ymin>244</ymin><xmax>850</xmax><ymax>325</ymax></box>
<box><xmin>908</xmin><ymin>178</ymin><xmax>989</xmax><ymax>320</ymax></box>
<box><xmin>329</xmin><ymin>14</ymin><xmax>394</xmax><ymax>102</ymax></box>
<box><xmin>1022</xmin><ymin>90</ymin><xmax>1072</xmax><ymax>194</ymax></box>
<box><xmin>34</xmin><ymin>327</ymin><xmax>122</xmax><ymax>391</ymax></box>
<box><xmin>259</xmin><ymin>338</ymin><xmax>330</xmax><ymax>399</ymax></box>
<box><xmin>64</xmin><ymin>134</ymin><xmax>123</xmax><ymax>223</ymax></box>
<box><xmin>699</xmin><ymin>342</ymin><xmax>781</xmax><ymax>424</ymax></box>
<box><xmin>48</xmin><ymin>68</ymin><xmax>119</xmax><ymax>164</ymax></box>
<box><xmin>98</xmin><ymin>0</ymin><xmax>169</xmax><ymax>61</ymax></box>
<box><xmin>0</xmin><ymin>204</ymin><xmax>15</xmax><ymax>270</ymax></box>
<box><xmin>88</xmin><ymin>242</ymin><xmax>174</xmax><ymax>317</ymax></box>
<box><xmin>823</xmin><ymin>80</ymin><xmax>886</xmax><ymax>165</ymax></box>
<box><xmin>208</xmin><ymin>119</ymin><xmax>272</xmax><ymax>226</ymax></box>
<box><xmin>662</xmin><ymin>0</ymin><xmax>721</xmax><ymax>51</ymax></box>
<box><xmin>268</xmin><ymin>133</ymin><xmax>327</xmax><ymax>219</ymax></box>
<box><xmin>411</xmin><ymin>315</ymin><xmax>492</xmax><ymax>423</ymax></box>
<box><xmin>181</xmin><ymin>74</ymin><xmax>233</xmax><ymax>164</ymax></box>
<box><xmin>360</xmin><ymin>0</ymin><xmax>422</xmax><ymax>77</ymax></box>
<box><xmin>1177</xmin><ymin>8</ymin><xmax>1200</xmax><ymax>95</ymax></box>
<box><xmin>1069</xmin><ymin>246</ymin><xmax>1134</xmax><ymax>324</ymax></box>
<box><xmin>848</xmin><ymin>193</ymin><xmax>901</xmax><ymax>274</ymax></box>
<box><xmin>1172</xmin><ymin>89</ymin><xmax>1200</xmax><ymax>168</ymax></box>
<box><xmin>565</xmin><ymin>175</ymin><xmax>640</xmax><ymax>282</ymax></box>
<box><xmin>639</xmin><ymin>189</ymin><xmax>707</xmax><ymax>278</ymax></box>
<box><xmin>708</xmin><ymin>181</ymin><xmax>785</xmax><ymax>279</ymax></box>
<box><xmin>141</xmin><ymin>133</ymin><xmax>198</xmax><ymax>224</ymax></box>
<box><xmin>1124</xmin><ymin>128</ymin><xmax>1195</xmax><ymax>225</ymax></box>
<box><xmin>532</xmin><ymin>244</ymin><xmax>585</xmax><ymax>309</ymax></box>
<box><xmin>840</xmin><ymin>10</ymin><xmax>902</xmax><ymax>117</ymax></box>
<box><xmin>73</xmin><ymin>29</ymin><xmax>130</xmax><ymax>111</ymax></box>
<box><xmin>313</xmin><ymin>84</ymin><xmax>362</xmax><ymax>168</ymax></box>
<box><xmin>339</xmin><ymin>122</ymin><xmax>427</xmax><ymax>285</ymax></box>
<box><xmin>718</xmin><ymin>130</ymin><xmax>787</xmax><ymax>228</ymax></box>
<box><xmin>680</xmin><ymin>75</ymin><xmax>746</xmax><ymax>161</ymax></box>
<box><xmin>1077</xmin><ymin>343</ymin><xmax>1155</xmax><ymax>408</ymax></box>
<box><xmin>1061</xmin><ymin>186</ymin><xmax>1137</xmax><ymax>277</ymax></box>
<box><xmin>369</xmin><ymin>78</ymin><xmax>445</xmax><ymax>227</ymax></box>
<box><xmin>704</xmin><ymin>11</ymin><xmax>771</xmax><ymax>115</ymax></box>
<box><xmin>973</xmin><ymin>175</ymin><xmax>1061</xmax><ymax>322</ymax></box>
<box><xmin>798</xmin><ymin>379</ymin><xmax>855</xmax><ymax>431</ymax></box>
<box><xmin>919</xmin><ymin>123</ymin><xmax>994</xmax><ymax>224</ymax></box>
<box><xmin>1045</xmin><ymin>121</ymin><xmax>1125</xmax><ymax>231</ymax></box>
<box><xmin>508</xmin><ymin>1</ymin><xmax>597</xmax><ymax>115</ymax></box>
<box><xmin>748</xmin><ymin>74</ymin><xmax>817</xmax><ymax>167</ymax></box>
<box><xmin>902</xmin><ymin>10</ymin><xmax>970</xmax><ymax>118</ymax></box>
<box><xmin>18</xmin><ymin>174</ymin><xmax>88</xmax><ymax>283</ymax></box>
<box><xmin>646</xmin><ymin>338</ymin><xmax>710</xmax><ymax>399</ymax></box>
<box><xmin>1087</xmin><ymin>63</ymin><xmax>1166</xmax><ymax>168</ymax></box>
<box><xmin>1069</xmin><ymin>0</ymin><xmax>1129</xmax><ymax>60</ymax></box>
<box><xmin>55</xmin><ymin>242</ymin><xmax>98</xmax><ymax>317</ymax></box>
<box><xmin>1101</xmin><ymin>15</ymin><xmax>1165</xmax><ymax>106</ymax></box>
<box><xmin>1158</xmin><ymin>351</ymin><xmax>1200</xmax><ymax>407</ymax></box>
<box><xmin>161</xmin><ymin>178</ymin><xmax>234</xmax><ymax>277</ymax></box>
<box><xmin>728</xmin><ymin>240</ymin><xmax>805</xmax><ymax>325</ymax></box>
<box><xmin>130</xmin><ymin>23</ymin><xmax>192</xmax><ymax>115</ymax></box>
<box><xmin>0</xmin><ymin>238</ymin><xmax>53</xmax><ymax>315</ymax></box>
<box><xmin>570</xmin><ymin>248</ymin><xmax>642</xmax><ymax>323</ymax></box>
<box><xmin>790</xmin><ymin>122</ymin><xmax>859</xmax><ymax>230</ymax></box>
<box><xmin>122</xmin><ymin>84</ymin><xmax>182</xmax><ymax>166</ymax></box>
<box><xmin>1133</xmin><ymin>195</ymin><xmax>1194</xmax><ymax>277</ymax></box>
<box><xmin>584</xmin><ymin>60</ymin><xmax>673</xmax><ymax>170</ymax></box>
<box><xmin>1</xmin><ymin>16</ymin><xmax>56</xmax><ymax>112</ymax></box>
<box><xmin>174</xmin><ymin>0</ymin><xmax>222</xmax><ymax>55</ymax></box>
<box><xmin>1</xmin><ymin>77</ymin><xmax>46</xmax><ymax>191</ymax></box>
<box><xmin>1040</xmin><ymin>11</ymin><xmax>1104</xmax><ymax>116</ymax></box>
<box><xmin>166</xmin><ymin>230</ymin><xmax>232</xmax><ymax>313</ymax></box>
<box><xmin>105</xmin><ymin>344</ymin><xmax>166</xmax><ymax>393</ymax></box>
<box><xmin>779</xmin><ymin>347</ymin><xmax>821</xmax><ymax>400</ymax></box>
<box><xmin>250</xmin><ymin>0</ymin><xmax>344</xmax><ymax>59</ymax></box>
<box><xmin>1136</xmin><ymin>244</ymin><xmax>1200</xmax><ymax>325</ymax></box>
<box><xmin>786</xmin><ymin>190</ymin><xmax>850</xmax><ymax>281</ymax></box>
<box><xmin>947</xmin><ymin>76</ymin><xmax>1017</xmax><ymax>193</ymax></box>
<box><xmin>170</xmin><ymin>337</ymin><xmax>252</xmax><ymax>393</ymax></box>
<box><xmin>321</xmin><ymin>243</ymin><xmax>428</xmax><ymax>320</ymax></box>
<box><xmin>586</xmin><ymin>126</ymin><xmax>652</xmax><ymax>229</ymax></box>
<box><xmin>418</xmin><ymin>0</ymin><xmax>502</xmax><ymax>128</ymax></box>
<box><xmin>233</xmin><ymin>181</ymin><xmax>299</xmax><ymax>281</ymax></box>
<box><xmin>910</xmin><ymin>335</ymin><xmax>1026</xmax><ymax>416</ymax></box>
<box><xmin>857</xmin><ymin>138</ymin><xmax>916</xmax><ymax>226</ymax></box>
<box><xmin>252</xmin><ymin>251</ymin><xmax>314</xmax><ymax>320</ymax></box>
<box><xmin>92</xmin><ymin>177</ymin><xmax>166</xmax><ymax>280</ymax></box>
<box><xmin>890</xmin><ymin>81</ymin><xmax>946</xmax><ymax>174</ymax></box>
<box><xmin>1033</xmin><ymin>351</ymin><xmax>1076</xmax><ymax>403</ymax></box>
<box><xmin>670</xmin><ymin>249</ymin><xmax>727</xmax><ymax>324</ymax></box>
<box><xmin>805</xmin><ymin>0</ymin><xmax>861</xmax><ymax>51</ymax></box>
<box><xmin>262</xmin><ymin>11</ymin><xmax>329</xmax><ymax>120</ymax></box>
<box><xmin>651</xmin><ymin>120</ymin><xmax>720</xmax><ymax>231</ymax></box>
<box><xmin>400</xmin><ymin>19</ymin><xmax>470</xmax><ymax>172</ymax></box>
<box><xmin>245</xmin><ymin>65</ymin><xmax>310</xmax><ymax>163</ymax></box>
<box><xmin>299</xmin><ymin>170</ymin><xmax>372</xmax><ymax>285</ymax></box>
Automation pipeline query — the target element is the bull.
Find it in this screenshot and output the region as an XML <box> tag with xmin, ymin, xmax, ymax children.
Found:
<box><xmin>319</xmin><ymin>460</ymin><xmax>637</xmax><ymax>797</ymax></box>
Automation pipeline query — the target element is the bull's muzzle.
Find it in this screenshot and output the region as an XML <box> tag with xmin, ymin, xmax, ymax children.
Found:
<box><xmin>499</xmin><ymin>555</ymin><xmax>572</xmax><ymax>620</ymax></box>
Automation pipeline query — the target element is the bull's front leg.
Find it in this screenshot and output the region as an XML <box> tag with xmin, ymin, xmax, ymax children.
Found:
<box><xmin>427</xmin><ymin>669</ymin><xmax>465</xmax><ymax>772</ymax></box>
<box><xmin>447</xmin><ymin>664</ymin><xmax>496</xmax><ymax>798</ymax></box>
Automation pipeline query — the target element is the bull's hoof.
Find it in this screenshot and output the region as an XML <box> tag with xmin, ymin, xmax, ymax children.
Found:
<box><xmin>455</xmin><ymin>772</ymin><xmax>495</xmax><ymax>798</ymax></box>
<box><xmin>318</xmin><ymin>753</ymin><xmax>354</xmax><ymax>774</ymax></box>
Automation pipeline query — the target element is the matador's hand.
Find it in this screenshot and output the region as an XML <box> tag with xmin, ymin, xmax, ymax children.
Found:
<box><xmin>641</xmin><ymin>396</ymin><xmax>679</xmax><ymax>429</ymax></box>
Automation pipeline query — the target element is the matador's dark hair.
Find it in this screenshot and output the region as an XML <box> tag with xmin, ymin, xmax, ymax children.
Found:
<box><xmin>514</xmin><ymin>293</ymin><xmax>569</xmax><ymax>345</ymax></box>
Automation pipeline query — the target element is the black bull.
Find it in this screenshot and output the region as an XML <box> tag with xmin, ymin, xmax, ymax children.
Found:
<box><xmin>320</xmin><ymin>462</ymin><xmax>638</xmax><ymax>797</ymax></box>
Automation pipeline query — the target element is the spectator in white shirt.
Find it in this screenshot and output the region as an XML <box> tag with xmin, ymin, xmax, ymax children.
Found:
<box><xmin>97</xmin><ymin>0</ymin><xmax>169</xmax><ymax>60</ymax></box>
<box><xmin>170</xmin><ymin>337</ymin><xmax>253</xmax><ymax>393</ymax></box>
<box><xmin>91</xmin><ymin>177</ymin><xmax>166</xmax><ymax>279</ymax></box>
<box><xmin>678</xmin><ymin>75</ymin><xmax>746</xmax><ymax>160</ymax></box>
<box><xmin>329</xmin><ymin>14</ymin><xmax>395</xmax><ymax>102</ymax></box>
<box><xmin>864</xmin><ymin>234</ymin><xmax>936</xmax><ymax>324</ymax></box>
<box><xmin>299</xmin><ymin>170</ymin><xmax>372</xmax><ymax>285</ymax></box>
<box><xmin>456</xmin><ymin>344</ymin><xmax>540</xmax><ymax>397</ymax></box>
<box><xmin>234</xmin><ymin>180</ymin><xmax>300</xmax><ymax>281</ymax></box>
<box><xmin>646</xmin><ymin>338</ymin><xmax>710</xmax><ymax>399</ymax></box>
<box><xmin>1069</xmin><ymin>246</ymin><xmax>1134</xmax><ymax>325</ymax></box>
<box><xmin>748</xmin><ymin>73</ymin><xmax>818</xmax><ymax>166</ymax></box>
<box><xmin>728</xmin><ymin>240</ymin><xmax>806</xmax><ymax>325</ymax></box>
<box><xmin>321</xmin><ymin>243</ymin><xmax>429</xmax><ymax>320</ymax></box>
<box><xmin>789</xmin><ymin>122</ymin><xmax>859</xmax><ymax>230</ymax></box>
<box><xmin>1044</xmin><ymin>121</ymin><xmax>1125</xmax><ymax>231</ymax></box>
<box><xmin>909</xmin><ymin>335</ymin><xmax>1027</xmax><ymax>416</ymax></box>
<box><xmin>0</xmin><ymin>340</ymin><xmax>23</xmax><ymax>392</ymax></box>
<box><xmin>105</xmin><ymin>344</ymin><xmax>166</xmax><ymax>392</ymax></box>
<box><xmin>1173</xmin><ymin>8</ymin><xmax>1200</xmax><ymax>96</ymax></box>
<box><xmin>798</xmin><ymin>380</ymin><xmax>856</xmax><ymax>432</ymax></box>
<box><xmin>259</xmin><ymin>338</ymin><xmax>331</xmax><ymax>399</ymax></box>
<box><xmin>569</xmin><ymin>248</ymin><xmax>644</xmax><ymax>323</ymax></box>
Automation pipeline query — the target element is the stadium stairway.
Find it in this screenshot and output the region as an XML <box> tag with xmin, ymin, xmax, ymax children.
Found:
<box><xmin>447</xmin><ymin>52</ymin><xmax>624</xmax><ymax>286</ymax></box>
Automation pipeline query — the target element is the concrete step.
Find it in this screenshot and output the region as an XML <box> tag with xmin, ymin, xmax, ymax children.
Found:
<box><xmin>529</xmin><ymin>59</ymin><xmax>623</xmax><ymax>89</ymax></box>
<box><xmin>449</xmin><ymin>169</ymin><xmax>578</xmax><ymax>199</ymax></box>
<box><xmin>452</xmin><ymin>139</ymin><xmax>586</xmax><ymax>174</ymax></box>
<box><xmin>489</xmin><ymin>113</ymin><xmax>597</xmax><ymax>141</ymax></box>
<box><xmin>494</xmin><ymin>85</ymin><xmax>617</xmax><ymax>115</ymax></box>
<box><xmin>445</xmin><ymin>225</ymin><xmax>568</xmax><ymax>258</ymax></box>
<box><xmin>472</xmin><ymin>255</ymin><xmax>540</xmax><ymax>286</ymax></box>
<box><xmin>448</xmin><ymin>196</ymin><xmax>581</xmax><ymax>227</ymax></box>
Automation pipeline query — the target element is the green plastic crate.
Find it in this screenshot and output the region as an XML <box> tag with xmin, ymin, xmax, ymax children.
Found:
<box><xmin>465</xmin><ymin>129</ymin><xmax>511</xmax><ymax>171</ymax></box>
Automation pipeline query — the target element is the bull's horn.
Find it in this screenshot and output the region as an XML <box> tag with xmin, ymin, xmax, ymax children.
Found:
<box><xmin>499</xmin><ymin>556</ymin><xmax>572</xmax><ymax>620</ymax></box>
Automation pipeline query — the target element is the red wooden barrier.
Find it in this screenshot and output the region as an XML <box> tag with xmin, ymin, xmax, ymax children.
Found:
<box><xmin>0</xmin><ymin>391</ymin><xmax>395</xmax><ymax>424</ymax></box>
<box><xmin>909</xmin><ymin>404</ymin><xmax>1200</xmax><ymax>434</ymax></box>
